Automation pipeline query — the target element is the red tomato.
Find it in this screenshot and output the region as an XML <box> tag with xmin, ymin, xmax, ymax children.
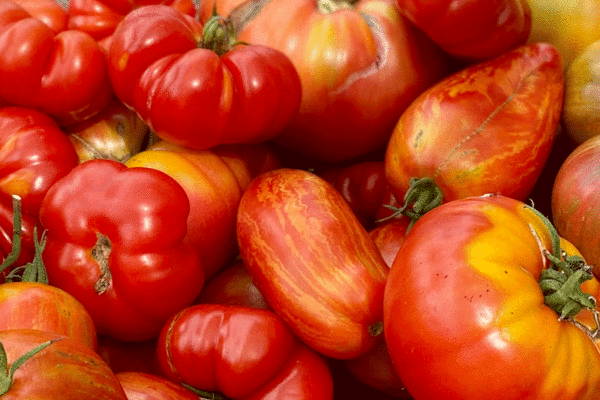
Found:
<box><xmin>96</xmin><ymin>335</ymin><xmax>159</xmax><ymax>375</ymax></box>
<box><xmin>552</xmin><ymin>134</ymin><xmax>600</xmax><ymax>280</ymax></box>
<box><xmin>126</xmin><ymin>140</ymin><xmax>281</xmax><ymax>279</ymax></box>
<box><xmin>384</xmin><ymin>194</ymin><xmax>600</xmax><ymax>399</ymax></box>
<box><xmin>117</xmin><ymin>372</ymin><xmax>200</xmax><ymax>400</ymax></box>
<box><xmin>107</xmin><ymin>5</ymin><xmax>301</xmax><ymax>150</ymax></box>
<box><xmin>0</xmin><ymin>329</ymin><xmax>127</xmax><ymax>399</ymax></box>
<box><xmin>39</xmin><ymin>159</ymin><xmax>204</xmax><ymax>341</ymax></box>
<box><xmin>395</xmin><ymin>0</ymin><xmax>532</xmax><ymax>60</ymax></box>
<box><xmin>67</xmin><ymin>0</ymin><xmax>196</xmax><ymax>52</ymax></box>
<box><xmin>0</xmin><ymin>282</ymin><xmax>97</xmax><ymax>350</ymax></box>
<box><xmin>11</xmin><ymin>0</ymin><xmax>68</xmax><ymax>33</ymax></box>
<box><xmin>0</xmin><ymin>0</ymin><xmax>113</xmax><ymax>125</ymax></box>
<box><xmin>237</xmin><ymin>168</ymin><xmax>389</xmax><ymax>359</ymax></box>
<box><xmin>0</xmin><ymin>107</ymin><xmax>78</xmax><ymax>274</ymax></box>
<box><xmin>385</xmin><ymin>43</ymin><xmax>564</xmax><ymax>204</ymax></box>
<box><xmin>156</xmin><ymin>303</ymin><xmax>299</xmax><ymax>399</ymax></box>
<box><xmin>199</xmin><ymin>0</ymin><xmax>450</xmax><ymax>162</ymax></box>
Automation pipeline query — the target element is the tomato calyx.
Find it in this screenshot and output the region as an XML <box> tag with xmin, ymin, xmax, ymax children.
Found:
<box><xmin>0</xmin><ymin>195</ymin><xmax>48</xmax><ymax>284</ymax></box>
<box><xmin>378</xmin><ymin>177</ymin><xmax>443</xmax><ymax>230</ymax></box>
<box><xmin>317</xmin><ymin>0</ymin><xmax>359</xmax><ymax>13</ymax></box>
<box><xmin>92</xmin><ymin>232</ymin><xmax>112</xmax><ymax>295</ymax></box>
<box><xmin>181</xmin><ymin>383</ymin><xmax>231</xmax><ymax>400</ymax></box>
<box><xmin>0</xmin><ymin>338</ymin><xmax>61</xmax><ymax>395</ymax></box>
<box><xmin>527</xmin><ymin>205</ymin><xmax>600</xmax><ymax>339</ymax></box>
<box><xmin>201</xmin><ymin>10</ymin><xmax>244</xmax><ymax>56</ymax></box>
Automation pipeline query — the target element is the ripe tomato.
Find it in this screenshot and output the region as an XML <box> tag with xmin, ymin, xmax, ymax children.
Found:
<box><xmin>0</xmin><ymin>0</ymin><xmax>113</xmax><ymax>125</ymax></box>
<box><xmin>0</xmin><ymin>282</ymin><xmax>97</xmax><ymax>350</ymax></box>
<box><xmin>394</xmin><ymin>0</ymin><xmax>531</xmax><ymax>60</ymax></box>
<box><xmin>385</xmin><ymin>43</ymin><xmax>564</xmax><ymax>204</ymax></box>
<box><xmin>237</xmin><ymin>168</ymin><xmax>389</xmax><ymax>359</ymax></box>
<box><xmin>117</xmin><ymin>371</ymin><xmax>200</xmax><ymax>400</ymax></box>
<box><xmin>552</xmin><ymin>134</ymin><xmax>600</xmax><ymax>280</ymax></box>
<box><xmin>199</xmin><ymin>0</ymin><xmax>450</xmax><ymax>162</ymax></box>
<box><xmin>11</xmin><ymin>0</ymin><xmax>68</xmax><ymax>33</ymax></box>
<box><xmin>0</xmin><ymin>329</ymin><xmax>127</xmax><ymax>399</ymax></box>
<box><xmin>384</xmin><ymin>194</ymin><xmax>600</xmax><ymax>399</ymax></box>
<box><xmin>66</xmin><ymin>0</ymin><xmax>196</xmax><ymax>52</ymax></box>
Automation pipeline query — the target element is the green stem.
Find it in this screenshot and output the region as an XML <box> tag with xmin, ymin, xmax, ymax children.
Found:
<box><xmin>0</xmin><ymin>195</ymin><xmax>22</xmax><ymax>275</ymax></box>
<box><xmin>182</xmin><ymin>383</ymin><xmax>231</xmax><ymax>400</ymax></box>
<box><xmin>200</xmin><ymin>12</ymin><xmax>239</xmax><ymax>56</ymax></box>
<box><xmin>377</xmin><ymin>177</ymin><xmax>443</xmax><ymax>231</ymax></box>
<box><xmin>0</xmin><ymin>338</ymin><xmax>61</xmax><ymax>395</ymax></box>
<box><xmin>317</xmin><ymin>0</ymin><xmax>358</xmax><ymax>13</ymax></box>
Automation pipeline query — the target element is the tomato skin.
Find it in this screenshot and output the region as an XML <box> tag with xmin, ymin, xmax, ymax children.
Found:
<box><xmin>199</xmin><ymin>0</ymin><xmax>449</xmax><ymax>162</ymax></box>
<box><xmin>385</xmin><ymin>42</ymin><xmax>564</xmax><ymax>204</ymax></box>
<box><xmin>96</xmin><ymin>335</ymin><xmax>159</xmax><ymax>375</ymax></box>
<box><xmin>0</xmin><ymin>0</ymin><xmax>113</xmax><ymax>125</ymax></box>
<box><xmin>383</xmin><ymin>194</ymin><xmax>600</xmax><ymax>399</ymax></box>
<box><xmin>67</xmin><ymin>0</ymin><xmax>196</xmax><ymax>52</ymax></box>
<box><xmin>0</xmin><ymin>106</ymin><xmax>78</xmax><ymax>272</ymax></box>
<box><xmin>395</xmin><ymin>0</ymin><xmax>531</xmax><ymax>60</ymax></box>
<box><xmin>0</xmin><ymin>329</ymin><xmax>128</xmax><ymax>399</ymax></box>
<box><xmin>11</xmin><ymin>0</ymin><xmax>67</xmax><ymax>33</ymax></box>
<box><xmin>552</xmin><ymin>135</ymin><xmax>600</xmax><ymax>280</ymax></box>
<box><xmin>126</xmin><ymin>141</ymin><xmax>281</xmax><ymax>279</ymax></box>
<box><xmin>0</xmin><ymin>282</ymin><xmax>97</xmax><ymax>350</ymax></box>
<box><xmin>38</xmin><ymin>159</ymin><xmax>205</xmax><ymax>342</ymax></box>
<box><xmin>108</xmin><ymin>5</ymin><xmax>301</xmax><ymax>150</ymax></box>
<box><xmin>237</xmin><ymin>168</ymin><xmax>389</xmax><ymax>360</ymax></box>
<box><xmin>117</xmin><ymin>371</ymin><xmax>201</xmax><ymax>400</ymax></box>
<box><xmin>156</xmin><ymin>303</ymin><xmax>298</xmax><ymax>399</ymax></box>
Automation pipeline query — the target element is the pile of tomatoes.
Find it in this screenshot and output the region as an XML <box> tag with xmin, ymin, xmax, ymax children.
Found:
<box><xmin>1</xmin><ymin>0</ymin><xmax>600</xmax><ymax>399</ymax></box>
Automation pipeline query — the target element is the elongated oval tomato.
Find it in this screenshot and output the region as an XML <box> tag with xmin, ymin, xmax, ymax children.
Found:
<box><xmin>107</xmin><ymin>5</ymin><xmax>302</xmax><ymax>150</ymax></box>
<box><xmin>237</xmin><ymin>168</ymin><xmax>389</xmax><ymax>360</ymax></box>
<box><xmin>385</xmin><ymin>42</ymin><xmax>564</xmax><ymax>204</ymax></box>
<box><xmin>384</xmin><ymin>194</ymin><xmax>600</xmax><ymax>399</ymax></box>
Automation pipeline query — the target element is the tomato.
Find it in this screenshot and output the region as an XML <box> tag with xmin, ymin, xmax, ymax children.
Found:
<box><xmin>0</xmin><ymin>107</ymin><xmax>78</xmax><ymax>274</ymax></box>
<box><xmin>0</xmin><ymin>329</ymin><xmax>127</xmax><ymax>399</ymax></box>
<box><xmin>107</xmin><ymin>5</ymin><xmax>301</xmax><ymax>150</ymax></box>
<box><xmin>199</xmin><ymin>0</ymin><xmax>450</xmax><ymax>162</ymax></box>
<box><xmin>385</xmin><ymin>43</ymin><xmax>564</xmax><ymax>205</ymax></box>
<box><xmin>64</xmin><ymin>96</ymin><xmax>149</xmax><ymax>163</ymax></box>
<box><xmin>383</xmin><ymin>194</ymin><xmax>600</xmax><ymax>399</ymax></box>
<box><xmin>157</xmin><ymin>303</ymin><xmax>334</xmax><ymax>400</ymax></box>
<box><xmin>195</xmin><ymin>259</ymin><xmax>271</xmax><ymax>310</ymax></box>
<box><xmin>552</xmin><ymin>134</ymin><xmax>600</xmax><ymax>280</ymax></box>
<box><xmin>11</xmin><ymin>0</ymin><xmax>67</xmax><ymax>33</ymax></box>
<box><xmin>527</xmin><ymin>0</ymin><xmax>600</xmax><ymax>69</ymax></box>
<box><xmin>126</xmin><ymin>140</ymin><xmax>281</xmax><ymax>279</ymax></box>
<box><xmin>320</xmin><ymin>161</ymin><xmax>400</xmax><ymax>229</ymax></box>
<box><xmin>38</xmin><ymin>159</ymin><xmax>204</xmax><ymax>341</ymax></box>
<box><xmin>237</xmin><ymin>168</ymin><xmax>389</xmax><ymax>359</ymax></box>
<box><xmin>96</xmin><ymin>335</ymin><xmax>158</xmax><ymax>375</ymax></box>
<box><xmin>0</xmin><ymin>282</ymin><xmax>97</xmax><ymax>350</ymax></box>
<box><xmin>562</xmin><ymin>39</ymin><xmax>600</xmax><ymax>145</ymax></box>
<box><xmin>394</xmin><ymin>0</ymin><xmax>531</xmax><ymax>61</ymax></box>
<box><xmin>0</xmin><ymin>0</ymin><xmax>113</xmax><ymax>125</ymax></box>
<box><xmin>117</xmin><ymin>371</ymin><xmax>200</xmax><ymax>400</ymax></box>
<box><xmin>66</xmin><ymin>0</ymin><xmax>196</xmax><ymax>52</ymax></box>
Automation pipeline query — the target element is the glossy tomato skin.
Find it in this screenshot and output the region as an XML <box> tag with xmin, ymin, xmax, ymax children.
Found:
<box><xmin>237</xmin><ymin>168</ymin><xmax>389</xmax><ymax>360</ymax></box>
<box><xmin>552</xmin><ymin>135</ymin><xmax>600</xmax><ymax>280</ymax></box>
<box><xmin>199</xmin><ymin>0</ymin><xmax>450</xmax><ymax>162</ymax></box>
<box><xmin>107</xmin><ymin>5</ymin><xmax>301</xmax><ymax>150</ymax></box>
<box><xmin>384</xmin><ymin>194</ymin><xmax>600</xmax><ymax>399</ymax></box>
<box><xmin>385</xmin><ymin>43</ymin><xmax>564</xmax><ymax>204</ymax></box>
<box><xmin>11</xmin><ymin>0</ymin><xmax>68</xmax><ymax>33</ymax></box>
<box><xmin>126</xmin><ymin>140</ymin><xmax>281</xmax><ymax>279</ymax></box>
<box><xmin>0</xmin><ymin>107</ymin><xmax>79</xmax><ymax>272</ymax></box>
<box><xmin>156</xmin><ymin>303</ymin><xmax>299</xmax><ymax>399</ymax></box>
<box><xmin>67</xmin><ymin>0</ymin><xmax>196</xmax><ymax>52</ymax></box>
<box><xmin>0</xmin><ymin>0</ymin><xmax>113</xmax><ymax>125</ymax></box>
<box><xmin>0</xmin><ymin>282</ymin><xmax>97</xmax><ymax>350</ymax></box>
<box><xmin>395</xmin><ymin>0</ymin><xmax>531</xmax><ymax>60</ymax></box>
<box><xmin>117</xmin><ymin>371</ymin><xmax>200</xmax><ymax>400</ymax></box>
<box><xmin>0</xmin><ymin>329</ymin><xmax>128</xmax><ymax>399</ymax></box>
<box><xmin>38</xmin><ymin>159</ymin><xmax>204</xmax><ymax>342</ymax></box>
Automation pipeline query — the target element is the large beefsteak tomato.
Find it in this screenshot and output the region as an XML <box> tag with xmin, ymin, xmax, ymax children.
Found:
<box><xmin>384</xmin><ymin>194</ymin><xmax>600</xmax><ymax>399</ymax></box>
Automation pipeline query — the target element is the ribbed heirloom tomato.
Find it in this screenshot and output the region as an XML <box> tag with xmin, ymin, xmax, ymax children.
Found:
<box><xmin>384</xmin><ymin>194</ymin><xmax>600</xmax><ymax>399</ymax></box>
